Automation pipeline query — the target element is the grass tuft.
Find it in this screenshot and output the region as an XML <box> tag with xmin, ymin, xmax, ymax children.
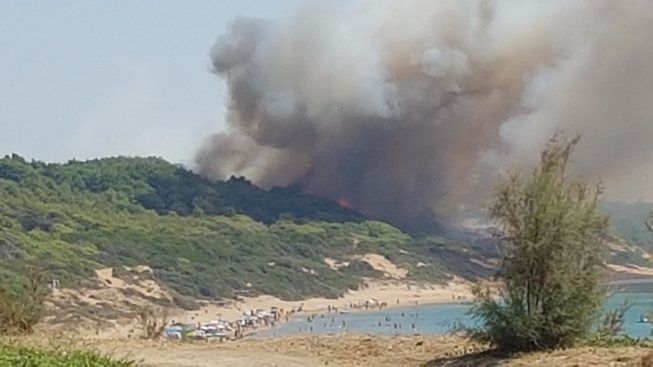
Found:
<box><xmin>0</xmin><ymin>343</ymin><xmax>137</xmax><ymax>367</ymax></box>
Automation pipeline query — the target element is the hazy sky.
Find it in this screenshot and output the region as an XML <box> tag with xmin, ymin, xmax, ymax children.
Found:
<box><xmin>0</xmin><ymin>0</ymin><xmax>310</xmax><ymax>164</ymax></box>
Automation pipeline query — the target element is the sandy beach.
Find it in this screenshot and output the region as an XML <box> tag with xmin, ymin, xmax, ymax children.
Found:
<box><xmin>170</xmin><ymin>277</ymin><xmax>473</xmax><ymax>325</ymax></box>
<box><xmin>44</xmin><ymin>260</ymin><xmax>474</xmax><ymax>340</ymax></box>
<box><xmin>168</xmin><ymin>253</ymin><xmax>474</xmax><ymax>326</ymax></box>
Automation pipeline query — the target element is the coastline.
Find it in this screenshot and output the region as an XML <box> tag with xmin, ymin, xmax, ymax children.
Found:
<box><xmin>171</xmin><ymin>277</ymin><xmax>474</xmax><ymax>326</ymax></box>
<box><xmin>43</xmin><ymin>269</ymin><xmax>475</xmax><ymax>340</ymax></box>
<box><xmin>169</xmin><ymin>264</ymin><xmax>653</xmax><ymax>327</ymax></box>
<box><xmin>53</xmin><ymin>272</ymin><xmax>653</xmax><ymax>340</ymax></box>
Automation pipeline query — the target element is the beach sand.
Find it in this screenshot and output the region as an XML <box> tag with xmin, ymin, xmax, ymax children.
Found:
<box><xmin>44</xmin><ymin>259</ymin><xmax>474</xmax><ymax>340</ymax></box>
<box><xmin>170</xmin><ymin>253</ymin><xmax>472</xmax><ymax>326</ymax></box>
<box><xmin>170</xmin><ymin>277</ymin><xmax>473</xmax><ymax>325</ymax></box>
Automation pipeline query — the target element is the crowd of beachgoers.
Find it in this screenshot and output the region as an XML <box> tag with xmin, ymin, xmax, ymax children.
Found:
<box><xmin>165</xmin><ymin>305</ymin><xmax>292</xmax><ymax>341</ymax></box>
<box><xmin>164</xmin><ymin>298</ymin><xmax>396</xmax><ymax>341</ymax></box>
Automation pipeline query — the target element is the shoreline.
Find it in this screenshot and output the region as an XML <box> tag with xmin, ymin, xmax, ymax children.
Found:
<box><xmin>172</xmin><ymin>277</ymin><xmax>473</xmax><ymax>325</ymax></box>
<box><xmin>165</xmin><ymin>277</ymin><xmax>474</xmax><ymax>340</ymax></box>
<box><xmin>41</xmin><ymin>271</ymin><xmax>652</xmax><ymax>340</ymax></box>
<box><xmin>246</xmin><ymin>299</ymin><xmax>474</xmax><ymax>339</ymax></box>
<box><xmin>43</xmin><ymin>275</ymin><xmax>475</xmax><ymax>340</ymax></box>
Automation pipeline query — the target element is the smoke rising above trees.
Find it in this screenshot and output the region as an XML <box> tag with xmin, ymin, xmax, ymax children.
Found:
<box><xmin>196</xmin><ymin>0</ymin><xmax>653</xmax><ymax>231</ymax></box>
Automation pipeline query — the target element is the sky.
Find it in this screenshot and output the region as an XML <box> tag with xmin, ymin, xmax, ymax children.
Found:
<box><xmin>0</xmin><ymin>0</ymin><xmax>310</xmax><ymax>164</ymax></box>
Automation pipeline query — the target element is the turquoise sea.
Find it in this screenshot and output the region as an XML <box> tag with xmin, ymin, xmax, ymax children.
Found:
<box><xmin>256</xmin><ymin>292</ymin><xmax>653</xmax><ymax>339</ymax></box>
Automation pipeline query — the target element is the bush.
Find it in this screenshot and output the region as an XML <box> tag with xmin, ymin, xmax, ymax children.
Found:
<box><xmin>470</xmin><ymin>136</ymin><xmax>608</xmax><ymax>351</ymax></box>
<box><xmin>137</xmin><ymin>305</ymin><xmax>168</xmax><ymax>339</ymax></box>
<box><xmin>0</xmin><ymin>268</ymin><xmax>48</xmax><ymax>334</ymax></box>
<box><xmin>598</xmin><ymin>300</ymin><xmax>631</xmax><ymax>337</ymax></box>
<box><xmin>171</xmin><ymin>294</ymin><xmax>199</xmax><ymax>311</ymax></box>
<box><xmin>0</xmin><ymin>344</ymin><xmax>137</xmax><ymax>367</ymax></box>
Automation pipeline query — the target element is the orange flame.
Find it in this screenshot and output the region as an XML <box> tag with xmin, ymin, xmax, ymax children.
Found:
<box><xmin>338</xmin><ymin>198</ymin><xmax>352</xmax><ymax>209</ymax></box>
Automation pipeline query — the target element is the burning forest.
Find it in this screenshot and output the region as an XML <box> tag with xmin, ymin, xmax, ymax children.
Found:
<box><xmin>195</xmin><ymin>0</ymin><xmax>653</xmax><ymax>232</ymax></box>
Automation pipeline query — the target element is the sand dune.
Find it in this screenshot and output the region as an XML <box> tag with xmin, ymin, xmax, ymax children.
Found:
<box><xmin>45</xmin><ymin>258</ymin><xmax>473</xmax><ymax>340</ymax></box>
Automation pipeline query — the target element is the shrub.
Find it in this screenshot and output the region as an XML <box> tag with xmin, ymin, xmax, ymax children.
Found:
<box><xmin>137</xmin><ymin>305</ymin><xmax>168</xmax><ymax>339</ymax></box>
<box><xmin>171</xmin><ymin>293</ymin><xmax>199</xmax><ymax>311</ymax></box>
<box><xmin>598</xmin><ymin>300</ymin><xmax>631</xmax><ymax>337</ymax></box>
<box><xmin>0</xmin><ymin>343</ymin><xmax>137</xmax><ymax>367</ymax></box>
<box><xmin>470</xmin><ymin>136</ymin><xmax>608</xmax><ymax>351</ymax></box>
<box><xmin>0</xmin><ymin>268</ymin><xmax>48</xmax><ymax>334</ymax></box>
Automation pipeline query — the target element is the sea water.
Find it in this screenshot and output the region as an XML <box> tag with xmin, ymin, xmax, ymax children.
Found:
<box><xmin>256</xmin><ymin>292</ymin><xmax>653</xmax><ymax>339</ymax></box>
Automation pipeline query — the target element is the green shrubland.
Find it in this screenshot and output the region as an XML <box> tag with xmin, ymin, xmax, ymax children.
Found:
<box><xmin>0</xmin><ymin>154</ymin><xmax>487</xmax><ymax>302</ymax></box>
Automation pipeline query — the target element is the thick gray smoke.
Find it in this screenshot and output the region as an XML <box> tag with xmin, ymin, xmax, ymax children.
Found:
<box><xmin>196</xmin><ymin>0</ymin><xmax>653</xmax><ymax>231</ymax></box>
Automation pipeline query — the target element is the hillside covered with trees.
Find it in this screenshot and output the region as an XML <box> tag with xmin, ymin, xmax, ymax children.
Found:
<box><xmin>0</xmin><ymin>154</ymin><xmax>491</xmax><ymax>304</ymax></box>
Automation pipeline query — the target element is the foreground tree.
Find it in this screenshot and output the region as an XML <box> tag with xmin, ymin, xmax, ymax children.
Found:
<box><xmin>471</xmin><ymin>135</ymin><xmax>608</xmax><ymax>351</ymax></box>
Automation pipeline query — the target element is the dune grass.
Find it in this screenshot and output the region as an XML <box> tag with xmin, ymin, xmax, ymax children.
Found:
<box><xmin>0</xmin><ymin>343</ymin><xmax>137</xmax><ymax>367</ymax></box>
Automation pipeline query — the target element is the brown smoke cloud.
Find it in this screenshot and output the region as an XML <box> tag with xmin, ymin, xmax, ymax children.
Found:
<box><xmin>195</xmin><ymin>0</ymin><xmax>653</xmax><ymax>232</ymax></box>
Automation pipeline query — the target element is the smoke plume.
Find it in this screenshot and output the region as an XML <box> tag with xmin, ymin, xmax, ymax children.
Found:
<box><xmin>196</xmin><ymin>0</ymin><xmax>653</xmax><ymax>232</ymax></box>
